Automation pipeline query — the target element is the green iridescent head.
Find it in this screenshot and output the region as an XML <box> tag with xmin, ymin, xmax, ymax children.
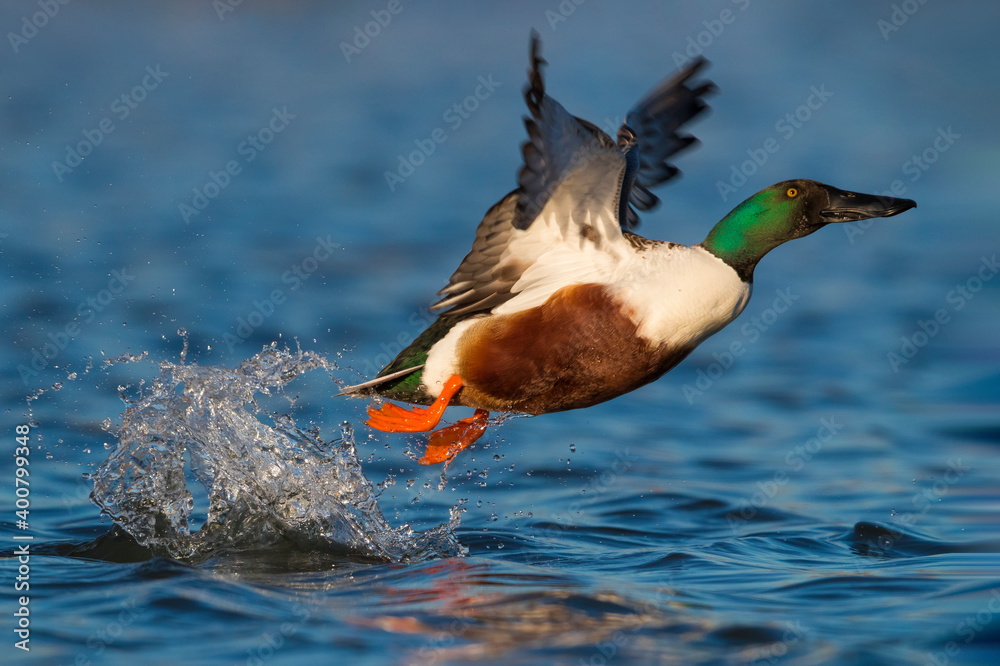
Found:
<box><xmin>701</xmin><ymin>179</ymin><xmax>916</xmax><ymax>281</ymax></box>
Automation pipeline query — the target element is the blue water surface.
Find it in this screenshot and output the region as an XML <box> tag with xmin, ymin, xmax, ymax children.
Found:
<box><xmin>2</xmin><ymin>1</ymin><xmax>1000</xmax><ymax>664</ymax></box>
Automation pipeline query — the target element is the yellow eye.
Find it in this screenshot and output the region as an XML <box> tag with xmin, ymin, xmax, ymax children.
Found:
<box><xmin>787</xmin><ymin>187</ymin><xmax>798</xmax><ymax>198</ymax></box>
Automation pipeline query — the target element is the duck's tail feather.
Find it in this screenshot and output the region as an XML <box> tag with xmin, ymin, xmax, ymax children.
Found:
<box><xmin>335</xmin><ymin>365</ymin><xmax>424</xmax><ymax>397</ymax></box>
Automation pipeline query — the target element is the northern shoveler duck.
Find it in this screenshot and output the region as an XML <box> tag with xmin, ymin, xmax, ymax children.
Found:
<box><xmin>340</xmin><ymin>33</ymin><xmax>916</xmax><ymax>466</ymax></box>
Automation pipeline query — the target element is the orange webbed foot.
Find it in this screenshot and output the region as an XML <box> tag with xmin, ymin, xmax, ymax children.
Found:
<box><xmin>420</xmin><ymin>409</ymin><xmax>490</xmax><ymax>466</ymax></box>
<box><xmin>365</xmin><ymin>375</ymin><xmax>463</xmax><ymax>433</ymax></box>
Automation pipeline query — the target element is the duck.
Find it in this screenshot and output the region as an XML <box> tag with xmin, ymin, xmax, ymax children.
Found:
<box><xmin>339</xmin><ymin>33</ymin><xmax>916</xmax><ymax>466</ymax></box>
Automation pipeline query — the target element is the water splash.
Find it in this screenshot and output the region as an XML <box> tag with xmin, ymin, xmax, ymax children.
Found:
<box><xmin>90</xmin><ymin>343</ymin><xmax>466</xmax><ymax>562</ymax></box>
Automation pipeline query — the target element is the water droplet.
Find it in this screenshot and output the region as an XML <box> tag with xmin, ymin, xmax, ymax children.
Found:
<box><xmin>569</xmin><ymin>444</ymin><xmax>576</xmax><ymax>452</ymax></box>
<box><xmin>476</xmin><ymin>500</ymin><xmax>483</xmax><ymax>508</ymax></box>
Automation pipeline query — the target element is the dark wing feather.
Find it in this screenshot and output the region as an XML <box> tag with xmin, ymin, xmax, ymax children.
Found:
<box><xmin>623</xmin><ymin>58</ymin><xmax>714</xmax><ymax>225</ymax></box>
<box><xmin>433</xmin><ymin>33</ymin><xmax>629</xmax><ymax>317</ymax></box>
<box><xmin>511</xmin><ymin>32</ymin><xmax>623</xmax><ymax>231</ymax></box>
<box><xmin>431</xmin><ymin>191</ymin><xmax>521</xmax><ymax>316</ymax></box>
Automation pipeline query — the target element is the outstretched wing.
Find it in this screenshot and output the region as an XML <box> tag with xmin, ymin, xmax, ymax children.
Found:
<box><xmin>432</xmin><ymin>34</ymin><xmax>713</xmax><ymax>318</ymax></box>
<box><xmin>510</xmin><ymin>34</ymin><xmax>627</xmax><ymax>232</ymax></box>
<box><xmin>432</xmin><ymin>33</ymin><xmax>630</xmax><ymax>317</ymax></box>
<box><xmin>429</xmin><ymin>191</ymin><xmax>522</xmax><ymax>316</ymax></box>
<box><xmin>622</xmin><ymin>58</ymin><xmax>714</xmax><ymax>228</ymax></box>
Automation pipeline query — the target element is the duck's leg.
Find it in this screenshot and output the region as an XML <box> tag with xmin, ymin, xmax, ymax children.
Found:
<box><xmin>365</xmin><ymin>375</ymin><xmax>489</xmax><ymax>465</ymax></box>
<box><xmin>420</xmin><ymin>409</ymin><xmax>490</xmax><ymax>465</ymax></box>
<box><xmin>366</xmin><ymin>375</ymin><xmax>464</xmax><ymax>433</ymax></box>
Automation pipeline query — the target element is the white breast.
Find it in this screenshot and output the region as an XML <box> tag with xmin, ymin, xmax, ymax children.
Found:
<box><xmin>423</xmin><ymin>243</ymin><xmax>748</xmax><ymax>400</ymax></box>
<box><xmin>611</xmin><ymin>244</ymin><xmax>751</xmax><ymax>349</ymax></box>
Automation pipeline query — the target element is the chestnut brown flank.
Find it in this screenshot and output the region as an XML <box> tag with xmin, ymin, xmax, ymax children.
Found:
<box><xmin>455</xmin><ymin>283</ymin><xmax>692</xmax><ymax>414</ymax></box>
